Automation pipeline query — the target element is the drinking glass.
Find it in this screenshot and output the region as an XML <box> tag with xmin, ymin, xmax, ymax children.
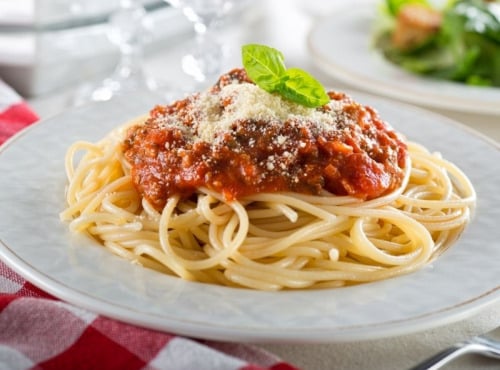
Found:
<box><xmin>165</xmin><ymin>0</ymin><xmax>235</xmax><ymax>84</ymax></box>
<box><xmin>73</xmin><ymin>0</ymin><xmax>155</xmax><ymax>105</ymax></box>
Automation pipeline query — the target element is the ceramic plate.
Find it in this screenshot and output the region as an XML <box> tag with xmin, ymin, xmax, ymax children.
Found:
<box><xmin>0</xmin><ymin>92</ymin><xmax>499</xmax><ymax>343</ymax></box>
<box><xmin>307</xmin><ymin>2</ymin><xmax>500</xmax><ymax>115</ymax></box>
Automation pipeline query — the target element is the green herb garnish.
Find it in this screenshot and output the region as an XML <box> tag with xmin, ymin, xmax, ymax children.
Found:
<box><xmin>375</xmin><ymin>0</ymin><xmax>500</xmax><ymax>87</ymax></box>
<box><xmin>242</xmin><ymin>44</ymin><xmax>330</xmax><ymax>108</ymax></box>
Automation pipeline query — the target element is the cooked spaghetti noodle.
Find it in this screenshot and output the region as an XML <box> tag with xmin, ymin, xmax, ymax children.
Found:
<box><xmin>60</xmin><ymin>69</ymin><xmax>475</xmax><ymax>290</ymax></box>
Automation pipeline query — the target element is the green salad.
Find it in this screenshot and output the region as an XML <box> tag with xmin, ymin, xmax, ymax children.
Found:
<box><xmin>374</xmin><ymin>0</ymin><xmax>500</xmax><ymax>87</ymax></box>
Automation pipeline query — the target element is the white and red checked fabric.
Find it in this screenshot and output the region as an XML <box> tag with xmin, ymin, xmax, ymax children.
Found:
<box><xmin>0</xmin><ymin>81</ymin><xmax>299</xmax><ymax>370</ymax></box>
<box><xmin>0</xmin><ymin>79</ymin><xmax>38</xmax><ymax>146</ymax></box>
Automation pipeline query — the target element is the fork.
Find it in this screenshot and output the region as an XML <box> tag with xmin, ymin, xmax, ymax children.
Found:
<box><xmin>409</xmin><ymin>332</ymin><xmax>500</xmax><ymax>370</ymax></box>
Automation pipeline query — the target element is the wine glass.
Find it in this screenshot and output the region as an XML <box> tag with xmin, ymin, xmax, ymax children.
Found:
<box><xmin>73</xmin><ymin>0</ymin><xmax>156</xmax><ymax>106</ymax></box>
<box><xmin>165</xmin><ymin>0</ymin><xmax>236</xmax><ymax>84</ymax></box>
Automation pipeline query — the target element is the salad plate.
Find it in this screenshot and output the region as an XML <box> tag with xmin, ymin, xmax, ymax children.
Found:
<box><xmin>0</xmin><ymin>91</ymin><xmax>499</xmax><ymax>343</ymax></box>
<box><xmin>307</xmin><ymin>3</ymin><xmax>500</xmax><ymax>115</ymax></box>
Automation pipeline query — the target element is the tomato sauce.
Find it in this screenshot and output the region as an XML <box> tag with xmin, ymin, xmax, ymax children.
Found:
<box><xmin>123</xmin><ymin>69</ymin><xmax>407</xmax><ymax>211</ymax></box>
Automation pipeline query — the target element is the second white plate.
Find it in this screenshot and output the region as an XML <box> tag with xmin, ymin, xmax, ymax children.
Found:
<box><xmin>307</xmin><ymin>2</ymin><xmax>500</xmax><ymax>115</ymax></box>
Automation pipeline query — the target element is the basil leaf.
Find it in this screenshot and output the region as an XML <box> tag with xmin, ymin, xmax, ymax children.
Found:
<box><xmin>241</xmin><ymin>44</ymin><xmax>330</xmax><ymax>107</ymax></box>
<box><xmin>242</xmin><ymin>44</ymin><xmax>287</xmax><ymax>92</ymax></box>
<box><xmin>279</xmin><ymin>68</ymin><xmax>330</xmax><ymax>108</ymax></box>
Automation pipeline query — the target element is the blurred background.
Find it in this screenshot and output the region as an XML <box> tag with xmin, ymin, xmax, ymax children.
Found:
<box><xmin>1</xmin><ymin>0</ymin><xmax>497</xmax><ymax>139</ymax></box>
<box><xmin>0</xmin><ymin>0</ymin><xmax>339</xmax><ymax>108</ymax></box>
<box><xmin>0</xmin><ymin>0</ymin><xmax>189</xmax><ymax>97</ymax></box>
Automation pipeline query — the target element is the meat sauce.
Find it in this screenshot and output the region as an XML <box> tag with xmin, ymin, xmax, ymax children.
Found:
<box><xmin>123</xmin><ymin>69</ymin><xmax>407</xmax><ymax>211</ymax></box>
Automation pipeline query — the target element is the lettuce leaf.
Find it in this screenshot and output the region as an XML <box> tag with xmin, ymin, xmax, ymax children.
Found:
<box><xmin>374</xmin><ymin>0</ymin><xmax>500</xmax><ymax>86</ymax></box>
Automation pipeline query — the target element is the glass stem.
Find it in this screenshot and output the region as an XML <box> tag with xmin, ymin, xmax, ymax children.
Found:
<box><xmin>110</xmin><ymin>0</ymin><xmax>146</xmax><ymax>81</ymax></box>
<box><xmin>114</xmin><ymin>43</ymin><xmax>144</xmax><ymax>80</ymax></box>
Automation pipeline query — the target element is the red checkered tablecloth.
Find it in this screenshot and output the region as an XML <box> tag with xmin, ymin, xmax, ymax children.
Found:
<box><xmin>0</xmin><ymin>80</ymin><xmax>298</xmax><ymax>370</ymax></box>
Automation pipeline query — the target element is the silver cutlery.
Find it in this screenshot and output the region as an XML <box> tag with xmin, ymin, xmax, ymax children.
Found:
<box><xmin>409</xmin><ymin>329</ymin><xmax>500</xmax><ymax>370</ymax></box>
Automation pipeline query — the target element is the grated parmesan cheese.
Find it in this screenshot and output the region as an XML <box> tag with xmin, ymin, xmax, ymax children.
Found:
<box><xmin>192</xmin><ymin>82</ymin><xmax>346</xmax><ymax>143</ymax></box>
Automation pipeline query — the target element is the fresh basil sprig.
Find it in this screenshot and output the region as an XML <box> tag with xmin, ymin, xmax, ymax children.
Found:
<box><xmin>242</xmin><ymin>44</ymin><xmax>330</xmax><ymax>108</ymax></box>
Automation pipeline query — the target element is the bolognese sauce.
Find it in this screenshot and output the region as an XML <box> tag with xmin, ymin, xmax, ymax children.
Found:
<box><xmin>123</xmin><ymin>68</ymin><xmax>407</xmax><ymax>211</ymax></box>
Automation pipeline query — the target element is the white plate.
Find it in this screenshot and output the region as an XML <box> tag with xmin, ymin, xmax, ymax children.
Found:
<box><xmin>0</xmin><ymin>92</ymin><xmax>499</xmax><ymax>343</ymax></box>
<box><xmin>307</xmin><ymin>2</ymin><xmax>500</xmax><ymax>115</ymax></box>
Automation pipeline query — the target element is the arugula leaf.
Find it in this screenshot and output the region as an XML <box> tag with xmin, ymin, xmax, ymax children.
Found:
<box><xmin>280</xmin><ymin>68</ymin><xmax>330</xmax><ymax>108</ymax></box>
<box><xmin>242</xmin><ymin>44</ymin><xmax>286</xmax><ymax>92</ymax></box>
<box><xmin>241</xmin><ymin>44</ymin><xmax>329</xmax><ymax>108</ymax></box>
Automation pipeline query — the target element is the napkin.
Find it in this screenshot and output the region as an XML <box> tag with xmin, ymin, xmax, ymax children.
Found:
<box><xmin>0</xmin><ymin>80</ymin><xmax>298</xmax><ymax>370</ymax></box>
<box><xmin>0</xmin><ymin>79</ymin><xmax>38</xmax><ymax>145</ymax></box>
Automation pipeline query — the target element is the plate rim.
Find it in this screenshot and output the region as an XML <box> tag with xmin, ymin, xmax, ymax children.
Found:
<box><xmin>1</xmin><ymin>239</ymin><xmax>498</xmax><ymax>343</ymax></box>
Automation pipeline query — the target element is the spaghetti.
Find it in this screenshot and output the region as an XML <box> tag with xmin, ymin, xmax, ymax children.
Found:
<box><xmin>60</xmin><ymin>69</ymin><xmax>475</xmax><ymax>290</ymax></box>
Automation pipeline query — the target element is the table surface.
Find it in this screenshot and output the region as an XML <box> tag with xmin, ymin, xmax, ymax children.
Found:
<box><xmin>26</xmin><ymin>1</ymin><xmax>499</xmax><ymax>369</ymax></box>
